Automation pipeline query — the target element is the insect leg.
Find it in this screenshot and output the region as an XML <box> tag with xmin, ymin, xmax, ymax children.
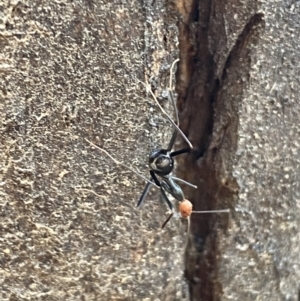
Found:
<box><xmin>137</xmin><ymin>163</ymin><xmax>168</xmax><ymax>207</ymax></box>
<box><xmin>167</xmin><ymin>129</ymin><xmax>177</xmax><ymax>151</ymax></box>
<box><xmin>85</xmin><ymin>139</ymin><xmax>159</xmax><ymax>188</ymax></box>
<box><xmin>137</xmin><ymin>170</ymin><xmax>161</xmax><ymax>207</ymax></box>
<box><xmin>171</xmin><ymin>176</ymin><xmax>197</xmax><ymax>189</ymax></box>
<box><xmin>141</xmin><ymin>81</ymin><xmax>193</xmax><ymax>149</ymax></box>
<box><xmin>168</xmin><ymin>59</ymin><xmax>180</xmax><ymax>125</ymax></box>
<box><xmin>137</xmin><ymin>180</ymin><xmax>152</xmax><ymax>208</ymax></box>
<box><xmin>160</xmin><ymin>186</ymin><xmax>173</xmax><ymax>210</ymax></box>
<box><xmin>193</xmin><ymin>209</ymin><xmax>230</xmax><ymax>214</ymax></box>
<box><xmin>137</xmin><ymin>172</ymin><xmax>173</xmax><ymax>210</ymax></box>
<box><xmin>150</xmin><ymin>171</ymin><xmax>173</xmax><ymax>210</ymax></box>
<box><xmin>168</xmin><ymin>91</ymin><xmax>179</xmax><ymax>127</ymax></box>
<box><xmin>150</xmin><ymin>170</ymin><xmax>160</xmax><ymax>186</ymax></box>
<box><xmin>170</xmin><ymin>148</ymin><xmax>190</xmax><ymax>157</ymax></box>
<box><xmin>168</xmin><ymin>59</ymin><xmax>193</xmax><ymax>149</ymax></box>
<box><xmin>161</xmin><ymin>213</ymin><xmax>174</xmax><ymax>229</ymax></box>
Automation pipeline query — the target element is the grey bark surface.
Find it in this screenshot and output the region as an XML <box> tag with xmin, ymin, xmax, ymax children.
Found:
<box><xmin>0</xmin><ymin>1</ymin><xmax>188</xmax><ymax>300</ymax></box>
<box><xmin>175</xmin><ymin>0</ymin><xmax>300</xmax><ymax>300</ymax></box>
<box><xmin>0</xmin><ymin>1</ymin><xmax>299</xmax><ymax>301</ymax></box>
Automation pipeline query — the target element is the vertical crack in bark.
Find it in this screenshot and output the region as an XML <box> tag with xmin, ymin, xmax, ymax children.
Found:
<box><xmin>173</xmin><ymin>0</ymin><xmax>264</xmax><ymax>299</ymax></box>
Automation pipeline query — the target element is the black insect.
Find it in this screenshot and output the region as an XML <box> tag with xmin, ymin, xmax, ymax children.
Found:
<box><xmin>86</xmin><ymin>59</ymin><xmax>195</xmax><ymax>207</ymax></box>
<box><xmin>137</xmin><ymin>67</ymin><xmax>196</xmax><ymax>210</ymax></box>
<box><xmin>85</xmin><ymin>59</ymin><xmax>228</xmax><ymax>226</ymax></box>
<box><xmin>136</xmin><ymin>96</ymin><xmax>194</xmax><ymax>211</ymax></box>
<box><xmin>133</xmin><ymin>59</ymin><xmax>197</xmax><ymax>213</ymax></box>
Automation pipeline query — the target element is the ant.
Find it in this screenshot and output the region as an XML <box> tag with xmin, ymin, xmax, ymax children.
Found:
<box><xmin>136</xmin><ymin>59</ymin><xmax>195</xmax><ymax>212</ymax></box>
<box><xmin>86</xmin><ymin>59</ymin><xmax>229</xmax><ymax>228</ymax></box>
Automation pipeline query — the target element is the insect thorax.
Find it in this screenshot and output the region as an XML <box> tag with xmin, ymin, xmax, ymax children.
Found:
<box><xmin>149</xmin><ymin>149</ymin><xmax>174</xmax><ymax>175</ymax></box>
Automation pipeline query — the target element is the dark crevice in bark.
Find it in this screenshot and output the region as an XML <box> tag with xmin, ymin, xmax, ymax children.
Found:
<box><xmin>222</xmin><ymin>13</ymin><xmax>265</xmax><ymax>82</ymax></box>
<box><xmin>173</xmin><ymin>0</ymin><xmax>264</xmax><ymax>299</ymax></box>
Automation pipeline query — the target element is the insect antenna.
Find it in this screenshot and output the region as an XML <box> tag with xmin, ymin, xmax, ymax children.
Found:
<box><xmin>85</xmin><ymin>139</ymin><xmax>159</xmax><ymax>188</ymax></box>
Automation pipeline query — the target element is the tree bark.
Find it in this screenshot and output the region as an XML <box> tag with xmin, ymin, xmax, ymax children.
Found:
<box><xmin>0</xmin><ymin>0</ymin><xmax>299</xmax><ymax>301</ymax></box>
<box><xmin>176</xmin><ymin>1</ymin><xmax>300</xmax><ymax>300</ymax></box>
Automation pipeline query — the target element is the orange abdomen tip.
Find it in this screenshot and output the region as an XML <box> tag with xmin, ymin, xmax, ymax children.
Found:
<box><xmin>179</xmin><ymin>199</ymin><xmax>193</xmax><ymax>218</ymax></box>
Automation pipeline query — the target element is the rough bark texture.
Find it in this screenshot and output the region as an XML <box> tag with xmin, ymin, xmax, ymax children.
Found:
<box><xmin>175</xmin><ymin>0</ymin><xmax>300</xmax><ymax>300</ymax></box>
<box><xmin>0</xmin><ymin>0</ymin><xmax>299</xmax><ymax>301</ymax></box>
